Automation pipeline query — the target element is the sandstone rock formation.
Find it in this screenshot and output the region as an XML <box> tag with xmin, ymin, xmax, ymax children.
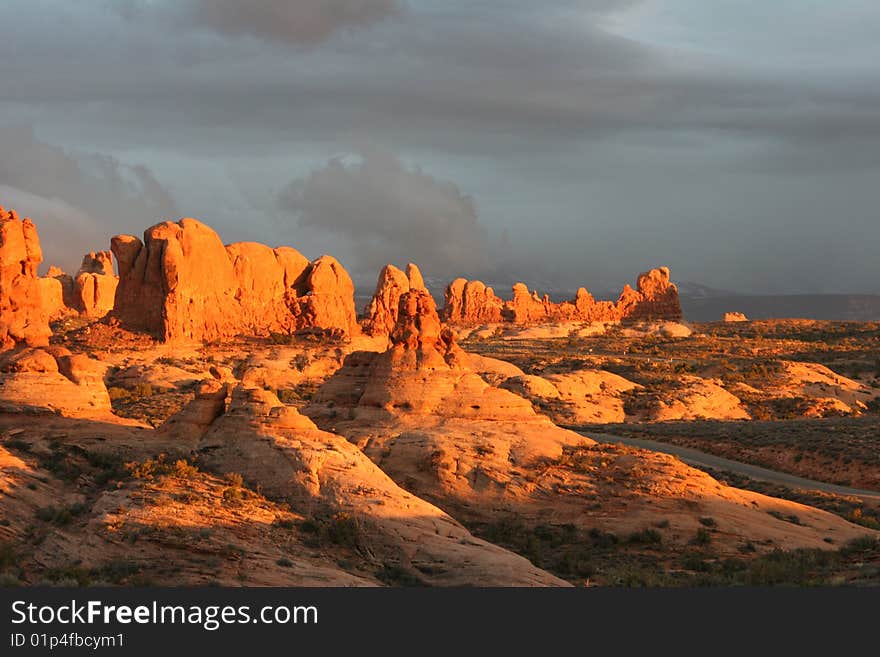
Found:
<box><xmin>442</xmin><ymin>278</ymin><xmax>504</xmax><ymax>324</ymax></box>
<box><xmin>405</xmin><ymin>262</ymin><xmax>426</xmax><ymax>291</ymax></box>
<box><xmin>724</xmin><ymin>312</ymin><xmax>749</xmax><ymax>322</ymax></box>
<box><xmin>46</xmin><ymin>266</ymin><xmax>77</xmax><ymax>310</ymax></box>
<box><xmin>0</xmin><ymin>346</ymin><xmax>112</xmax><ymax>417</ymax></box>
<box><xmin>35</xmin><ymin>274</ymin><xmax>67</xmax><ymax>321</ymax></box>
<box><xmin>161</xmin><ymin>382</ymin><xmax>565</xmax><ymax>586</ymax></box>
<box><xmin>111</xmin><ymin>218</ymin><xmax>358</xmax><ymax>342</ymax></box>
<box><xmin>74</xmin><ymin>251</ymin><xmax>118</xmax><ymax>318</ymax></box>
<box><xmin>361</xmin><ymin>263</ymin><xmax>427</xmax><ymax>336</ymax></box>
<box><xmin>0</xmin><ymin>206</ymin><xmax>51</xmax><ymax>350</ymax></box>
<box><xmin>442</xmin><ymin>266</ymin><xmax>682</xmax><ymax>326</ymax></box>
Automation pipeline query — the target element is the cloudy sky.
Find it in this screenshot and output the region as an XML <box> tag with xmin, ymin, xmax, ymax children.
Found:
<box><xmin>1</xmin><ymin>1</ymin><xmax>878</xmax><ymax>294</ymax></box>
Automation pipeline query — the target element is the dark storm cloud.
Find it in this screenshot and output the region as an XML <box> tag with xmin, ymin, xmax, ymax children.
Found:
<box><xmin>0</xmin><ymin>126</ymin><xmax>177</xmax><ymax>273</ymax></box>
<box><xmin>278</xmin><ymin>149</ymin><xmax>489</xmax><ymax>279</ymax></box>
<box><xmin>0</xmin><ymin>1</ymin><xmax>878</xmax><ymax>293</ymax></box>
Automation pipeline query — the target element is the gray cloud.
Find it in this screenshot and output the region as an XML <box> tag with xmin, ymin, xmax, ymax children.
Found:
<box><xmin>0</xmin><ymin>126</ymin><xmax>177</xmax><ymax>273</ymax></box>
<box><xmin>278</xmin><ymin>149</ymin><xmax>489</xmax><ymax>280</ymax></box>
<box><xmin>1</xmin><ymin>1</ymin><xmax>879</xmax><ymax>294</ymax></box>
<box><xmin>126</xmin><ymin>0</ymin><xmax>403</xmax><ymax>45</ymax></box>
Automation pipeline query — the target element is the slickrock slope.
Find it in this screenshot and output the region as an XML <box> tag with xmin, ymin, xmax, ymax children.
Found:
<box><xmin>111</xmin><ymin>218</ymin><xmax>358</xmax><ymax>342</ymax></box>
<box><xmin>161</xmin><ymin>382</ymin><xmax>565</xmax><ymax>586</ymax></box>
<box><xmin>0</xmin><ymin>419</ymin><xmax>375</xmax><ymax>586</ymax></box>
<box><xmin>74</xmin><ymin>251</ymin><xmax>118</xmax><ymax>318</ymax></box>
<box><xmin>362</xmin><ymin>263</ymin><xmax>427</xmax><ymax>336</ymax></box>
<box><xmin>0</xmin><ymin>206</ymin><xmax>51</xmax><ymax>349</ymax></box>
<box><xmin>642</xmin><ymin>376</ymin><xmax>751</xmax><ymax>422</ymax></box>
<box><xmin>501</xmin><ymin>369</ymin><xmax>641</xmax><ymax>424</ymax></box>
<box><xmin>442</xmin><ymin>266</ymin><xmax>682</xmax><ymax>326</ymax></box>
<box><xmin>306</xmin><ymin>291</ymin><xmax>874</xmax><ymax>556</ymax></box>
<box><xmin>772</xmin><ymin>361</ymin><xmax>875</xmax><ymax>416</ymax></box>
<box><xmin>0</xmin><ymin>347</ymin><xmax>112</xmax><ymax>417</ymax></box>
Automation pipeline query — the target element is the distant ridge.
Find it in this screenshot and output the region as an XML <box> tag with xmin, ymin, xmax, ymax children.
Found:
<box><xmin>682</xmin><ymin>294</ymin><xmax>880</xmax><ymax>322</ymax></box>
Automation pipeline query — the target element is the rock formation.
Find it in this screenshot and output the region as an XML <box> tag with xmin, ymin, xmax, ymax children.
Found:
<box><xmin>0</xmin><ymin>346</ymin><xmax>112</xmax><ymax>417</ymax></box>
<box><xmin>361</xmin><ymin>263</ymin><xmax>428</xmax><ymax>336</ymax></box>
<box><xmin>308</xmin><ymin>289</ymin><xmax>585</xmax><ymax>496</ymax></box>
<box><xmin>74</xmin><ymin>251</ymin><xmax>118</xmax><ymax>318</ymax></box>
<box><xmin>0</xmin><ymin>206</ymin><xmax>51</xmax><ymax>350</ymax></box>
<box><xmin>160</xmin><ymin>382</ymin><xmax>565</xmax><ymax>586</ymax></box>
<box><xmin>724</xmin><ymin>312</ymin><xmax>749</xmax><ymax>322</ymax></box>
<box><xmin>111</xmin><ymin>218</ymin><xmax>358</xmax><ymax>342</ymax></box>
<box><xmin>441</xmin><ymin>278</ymin><xmax>504</xmax><ymax>325</ymax></box>
<box><xmin>35</xmin><ymin>271</ymin><xmax>67</xmax><ymax>321</ymax></box>
<box><xmin>46</xmin><ymin>266</ymin><xmax>77</xmax><ymax>310</ymax></box>
<box><xmin>442</xmin><ymin>266</ymin><xmax>682</xmax><ymax>326</ymax></box>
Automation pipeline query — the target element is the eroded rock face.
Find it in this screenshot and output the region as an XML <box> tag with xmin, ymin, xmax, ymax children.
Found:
<box><xmin>111</xmin><ymin>218</ymin><xmax>357</xmax><ymax>342</ymax></box>
<box><xmin>0</xmin><ymin>347</ymin><xmax>112</xmax><ymax>417</ymax></box>
<box><xmin>74</xmin><ymin>251</ymin><xmax>118</xmax><ymax>318</ymax></box>
<box><xmin>724</xmin><ymin>312</ymin><xmax>749</xmax><ymax>322</ymax></box>
<box><xmin>0</xmin><ymin>207</ymin><xmax>51</xmax><ymax>350</ymax></box>
<box><xmin>361</xmin><ymin>263</ymin><xmax>428</xmax><ymax>336</ymax></box>
<box><xmin>287</xmin><ymin>255</ymin><xmax>358</xmax><ymax>337</ymax></box>
<box><xmin>442</xmin><ymin>266</ymin><xmax>682</xmax><ymax>327</ymax></box>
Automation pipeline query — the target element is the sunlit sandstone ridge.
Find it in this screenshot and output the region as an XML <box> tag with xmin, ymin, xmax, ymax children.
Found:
<box><xmin>3</xmin><ymin>208</ymin><xmax>685</xmax><ymax>349</ymax></box>
<box><xmin>442</xmin><ymin>267</ymin><xmax>682</xmax><ymax>326</ymax></box>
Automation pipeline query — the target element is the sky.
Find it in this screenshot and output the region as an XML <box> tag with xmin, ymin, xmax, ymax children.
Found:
<box><xmin>1</xmin><ymin>0</ymin><xmax>878</xmax><ymax>295</ymax></box>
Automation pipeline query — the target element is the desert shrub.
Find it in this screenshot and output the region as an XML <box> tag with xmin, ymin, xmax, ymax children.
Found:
<box><xmin>768</xmin><ymin>510</ymin><xmax>802</xmax><ymax>525</ymax></box>
<box><xmin>325</xmin><ymin>513</ymin><xmax>360</xmax><ymax>548</ymax></box>
<box><xmin>0</xmin><ymin>542</ymin><xmax>17</xmax><ymax>570</ymax></box>
<box><xmin>277</xmin><ymin>389</ymin><xmax>299</xmax><ymax>404</ymax></box>
<box><xmin>35</xmin><ymin>503</ymin><xmax>87</xmax><ymax>526</ymax></box>
<box><xmin>107</xmin><ymin>387</ymin><xmax>131</xmax><ymax>401</ymax></box>
<box><xmin>375</xmin><ymin>563</ymin><xmax>426</xmax><ymax>587</ymax></box>
<box><xmin>690</xmin><ymin>528</ymin><xmax>712</xmax><ymax>546</ymax></box>
<box><xmin>627</xmin><ymin>528</ymin><xmax>662</xmax><ymax>545</ymax></box>
<box><xmin>222</xmin><ymin>486</ymin><xmax>243</xmax><ymax>506</ymax></box>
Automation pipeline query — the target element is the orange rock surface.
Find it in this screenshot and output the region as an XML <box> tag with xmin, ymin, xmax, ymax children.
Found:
<box><xmin>111</xmin><ymin>218</ymin><xmax>358</xmax><ymax>342</ymax></box>
<box><xmin>74</xmin><ymin>251</ymin><xmax>118</xmax><ymax>318</ymax></box>
<box><xmin>442</xmin><ymin>266</ymin><xmax>682</xmax><ymax>326</ymax></box>
<box><xmin>0</xmin><ymin>206</ymin><xmax>51</xmax><ymax>349</ymax></box>
<box><xmin>362</xmin><ymin>263</ymin><xmax>427</xmax><ymax>336</ymax></box>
